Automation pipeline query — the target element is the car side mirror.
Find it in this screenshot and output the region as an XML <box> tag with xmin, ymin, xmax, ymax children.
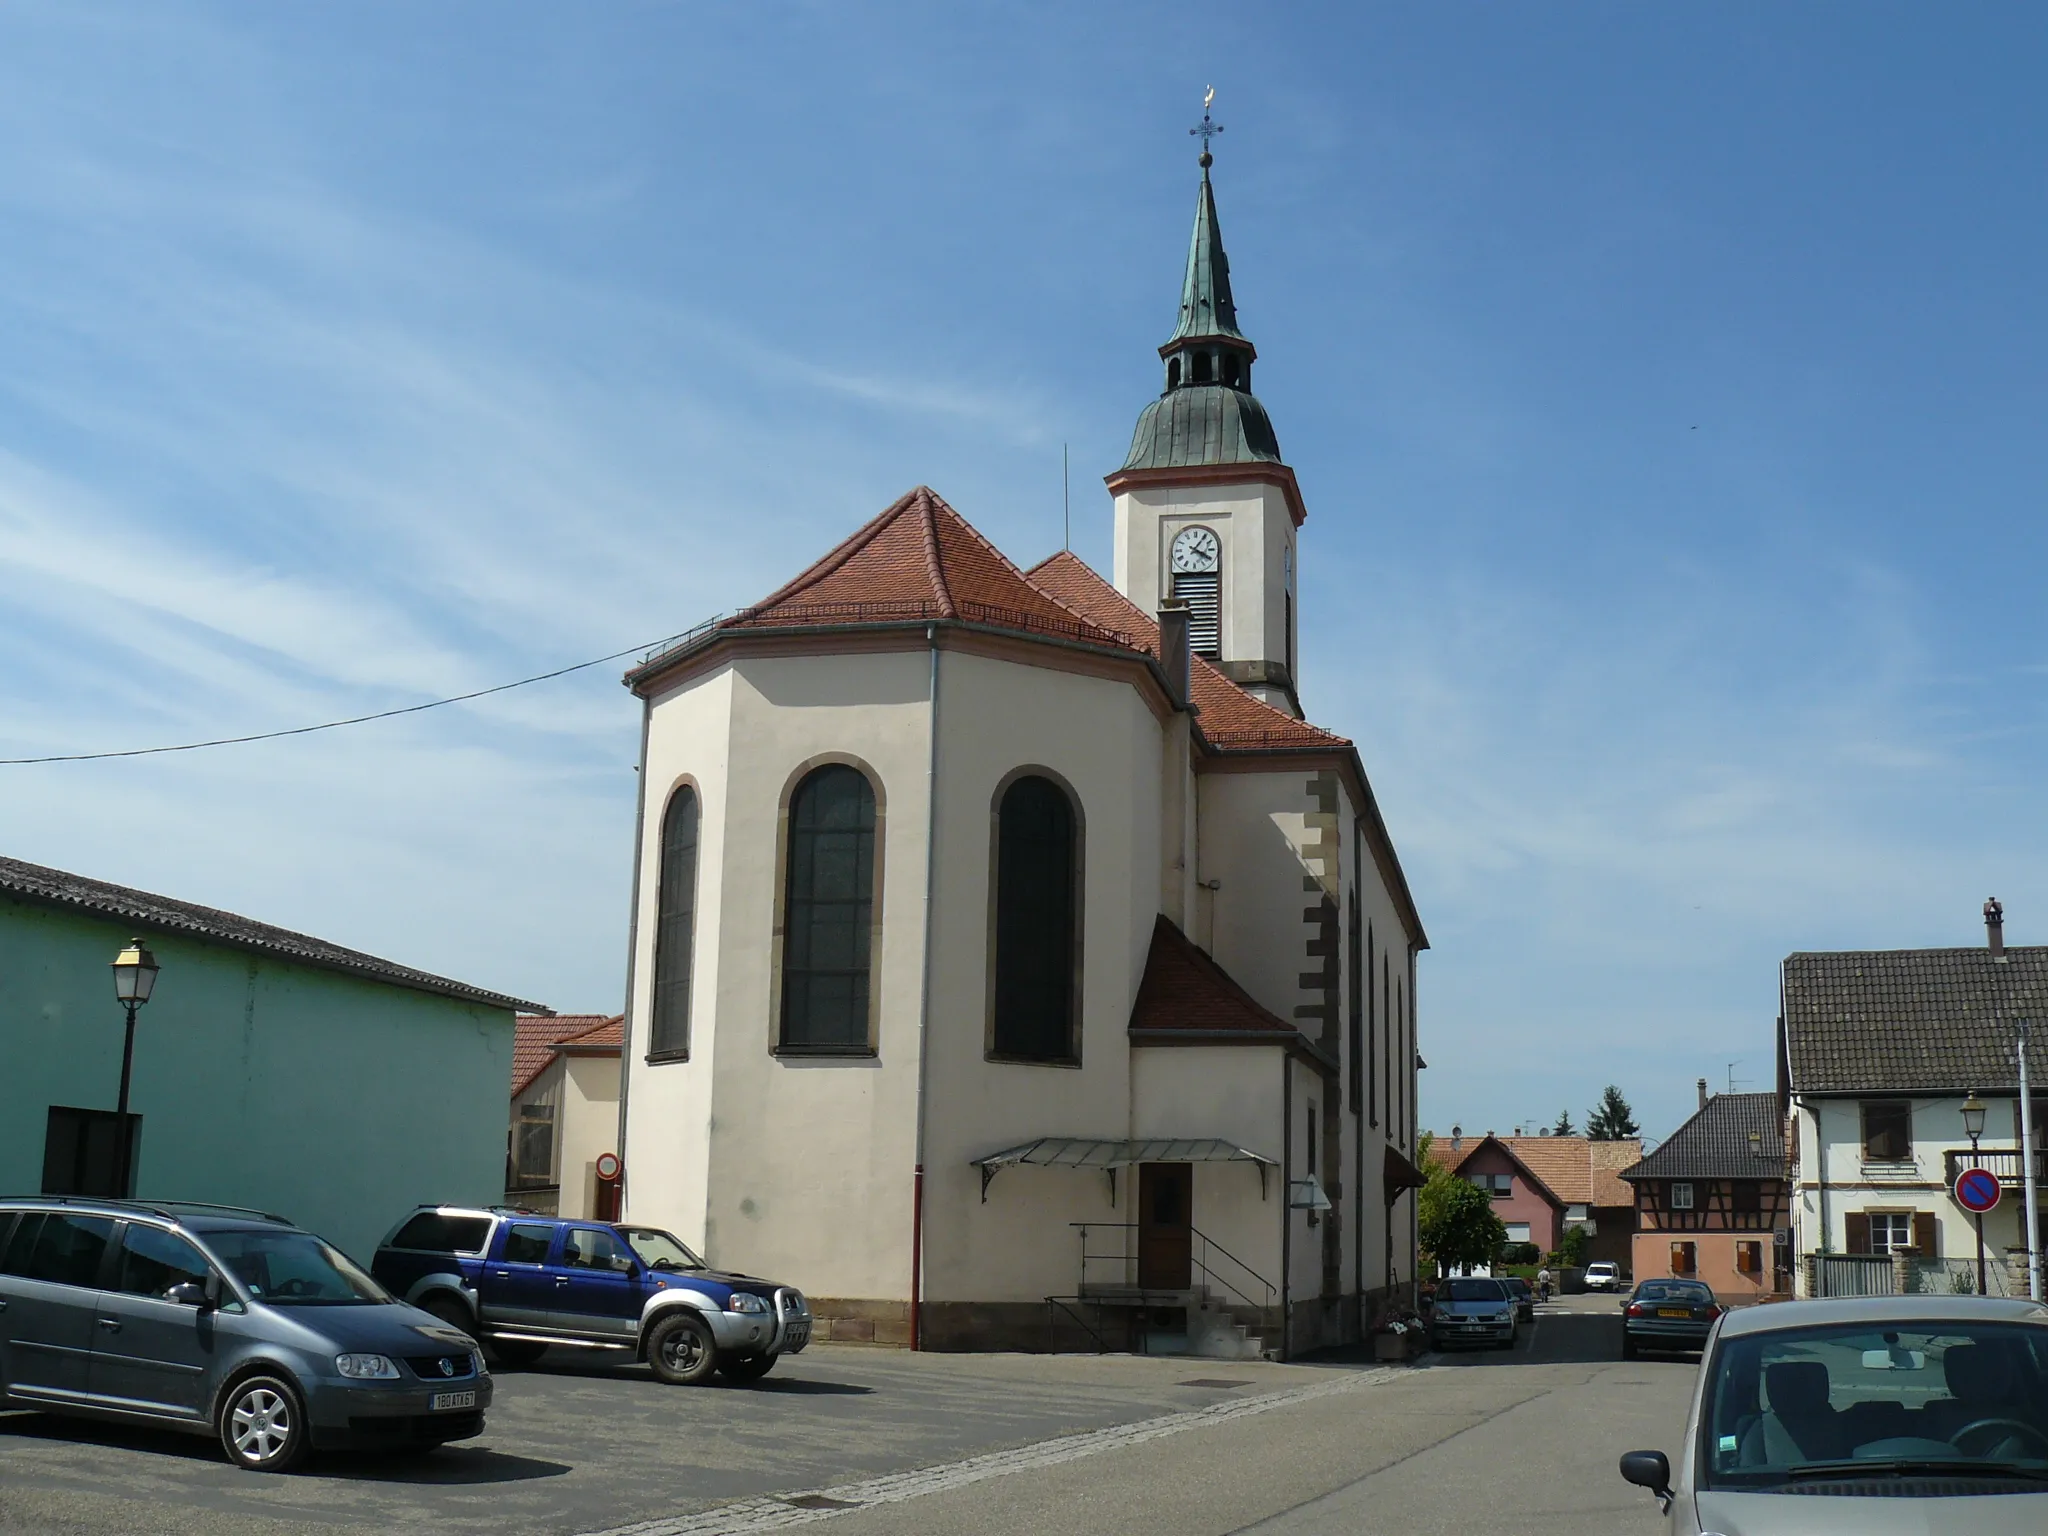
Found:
<box><xmin>166</xmin><ymin>1281</ymin><xmax>211</xmax><ymax>1309</ymax></box>
<box><xmin>1619</xmin><ymin>1450</ymin><xmax>1672</xmax><ymax>1513</ymax></box>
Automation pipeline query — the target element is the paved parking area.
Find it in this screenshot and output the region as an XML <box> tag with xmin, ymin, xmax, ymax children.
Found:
<box><xmin>0</xmin><ymin>1345</ymin><xmax>1358</xmax><ymax>1536</ymax></box>
<box><xmin>0</xmin><ymin>1298</ymin><xmax>1695</xmax><ymax>1536</ymax></box>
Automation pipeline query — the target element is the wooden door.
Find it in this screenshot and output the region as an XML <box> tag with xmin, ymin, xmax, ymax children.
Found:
<box><xmin>1138</xmin><ymin>1163</ymin><xmax>1192</xmax><ymax>1290</ymax></box>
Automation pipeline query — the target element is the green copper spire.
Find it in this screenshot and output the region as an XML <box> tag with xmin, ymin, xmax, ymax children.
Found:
<box><xmin>1166</xmin><ymin>153</ymin><xmax>1248</xmax><ymax>347</ymax></box>
<box><xmin>1118</xmin><ymin>97</ymin><xmax>1280</xmax><ymax>474</ymax></box>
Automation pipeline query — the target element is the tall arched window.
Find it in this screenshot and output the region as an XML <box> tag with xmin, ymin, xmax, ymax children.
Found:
<box><xmin>649</xmin><ymin>786</ymin><xmax>700</xmax><ymax>1059</ymax></box>
<box><xmin>779</xmin><ymin>764</ymin><xmax>878</xmax><ymax>1052</ymax></box>
<box><xmin>990</xmin><ymin>774</ymin><xmax>1079</xmax><ymax>1063</ymax></box>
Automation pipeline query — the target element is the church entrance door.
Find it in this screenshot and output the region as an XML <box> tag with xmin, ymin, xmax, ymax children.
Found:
<box><xmin>1137</xmin><ymin>1163</ymin><xmax>1193</xmax><ymax>1291</ymax></box>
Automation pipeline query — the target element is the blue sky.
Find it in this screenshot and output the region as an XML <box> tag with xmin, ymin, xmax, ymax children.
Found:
<box><xmin>5</xmin><ymin>3</ymin><xmax>2047</xmax><ymax>1144</ymax></box>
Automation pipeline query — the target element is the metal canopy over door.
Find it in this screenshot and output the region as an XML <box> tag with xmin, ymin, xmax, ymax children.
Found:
<box><xmin>1138</xmin><ymin>1164</ymin><xmax>1193</xmax><ymax>1290</ymax></box>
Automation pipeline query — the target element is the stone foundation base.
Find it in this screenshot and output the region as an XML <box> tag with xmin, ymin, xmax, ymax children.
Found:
<box><xmin>807</xmin><ymin>1297</ymin><xmax>912</xmax><ymax>1347</ymax></box>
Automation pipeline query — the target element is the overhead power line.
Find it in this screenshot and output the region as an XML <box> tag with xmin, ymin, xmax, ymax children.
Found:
<box><xmin>0</xmin><ymin>628</ymin><xmax>696</xmax><ymax>766</ymax></box>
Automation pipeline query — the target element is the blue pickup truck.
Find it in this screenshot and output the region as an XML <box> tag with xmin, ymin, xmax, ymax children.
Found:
<box><xmin>368</xmin><ymin>1207</ymin><xmax>810</xmax><ymax>1385</ymax></box>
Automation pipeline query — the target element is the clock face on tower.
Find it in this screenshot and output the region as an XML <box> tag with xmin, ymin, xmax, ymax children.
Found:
<box><xmin>1169</xmin><ymin>526</ymin><xmax>1221</xmax><ymax>574</ymax></box>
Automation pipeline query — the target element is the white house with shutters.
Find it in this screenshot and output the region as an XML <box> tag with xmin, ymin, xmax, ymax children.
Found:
<box><xmin>1781</xmin><ymin>925</ymin><xmax>2048</xmax><ymax>1298</ymax></box>
<box><xmin>608</xmin><ymin>142</ymin><xmax>1429</xmax><ymax>1357</ymax></box>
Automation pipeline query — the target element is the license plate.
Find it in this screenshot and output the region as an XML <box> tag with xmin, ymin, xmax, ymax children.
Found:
<box><xmin>430</xmin><ymin>1391</ymin><xmax>478</xmax><ymax>1411</ymax></box>
<box><xmin>1657</xmin><ymin>1308</ymin><xmax>1690</xmax><ymax>1318</ymax></box>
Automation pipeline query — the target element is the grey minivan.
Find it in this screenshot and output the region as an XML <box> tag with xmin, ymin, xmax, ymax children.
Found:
<box><xmin>0</xmin><ymin>1197</ymin><xmax>491</xmax><ymax>1473</ymax></box>
<box><xmin>1620</xmin><ymin>1294</ymin><xmax>2048</xmax><ymax>1533</ymax></box>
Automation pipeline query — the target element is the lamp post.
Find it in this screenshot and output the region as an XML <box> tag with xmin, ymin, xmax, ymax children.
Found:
<box><xmin>109</xmin><ymin>938</ymin><xmax>159</xmax><ymax>1199</ymax></box>
<box><xmin>1963</xmin><ymin>1090</ymin><xmax>1988</xmax><ymax>1295</ymax></box>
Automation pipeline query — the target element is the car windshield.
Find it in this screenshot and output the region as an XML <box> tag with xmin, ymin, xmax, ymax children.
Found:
<box><xmin>1503</xmin><ymin>1278</ymin><xmax>1531</xmax><ymax>1294</ymax></box>
<box><xmin>205</xmin><ymin>1229</ymin><xmax>390</xmax><ymax>1305</ymax></box>
<box><xmin>1441</xmin><ymin>1279</ymin><xmax>1507</xmax><ymax>1302</ymax></box>
<box><xmin>620</xmin><ymin>1226</ymin><xmax>704</xmax><ymax>1271</ymax></box>
<box><xmin>1701</xmin><ymin>1320</ymin><xmax>2048</xmax><ymax>1488</ymax></box>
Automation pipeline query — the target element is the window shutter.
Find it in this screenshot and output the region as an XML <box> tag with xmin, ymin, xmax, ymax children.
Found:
<box><xmin>1912</xmin><ymin>1211</ymin><xmax>1937</xmax><ymax>1258</ymax></box>
<box><xmin>1845</xmin><ymin>1211</ymin><xmax>1871</xmax><ymax>1255</ymax></box>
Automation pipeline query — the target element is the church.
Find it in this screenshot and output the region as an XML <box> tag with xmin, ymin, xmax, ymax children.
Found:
<box><xmin>612</xmin><ymin>136</ymin><xmax>1427</xmax><ymax>1358</ymax></box>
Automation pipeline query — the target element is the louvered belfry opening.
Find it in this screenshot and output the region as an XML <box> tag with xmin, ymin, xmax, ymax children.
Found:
<box><xmin>1170</xmin><ymin>570</ymin><xmax>1221</xmax><ymax>656</ymax></box>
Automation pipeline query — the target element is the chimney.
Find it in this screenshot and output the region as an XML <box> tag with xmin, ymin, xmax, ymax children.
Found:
<box><xmin>1987</xmin><ymin>897</ymin><xmax>2006</xmax><ymax>962</ymax></box>
<box><xmin>1157</xmin><ymin>601</ymin><xmax>1191</xmax><ymax>710</ymax></box>
<box><xmin>1697</xmin><ymin>1077</ymin><xmax>1709</xmax><ymax>1111</ymax></box>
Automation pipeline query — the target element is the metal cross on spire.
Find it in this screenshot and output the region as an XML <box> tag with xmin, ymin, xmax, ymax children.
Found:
<box><xmin>1189</xmin><ymin>85</ymin><xmax>1223</xmax><ymax>167</ymax></box>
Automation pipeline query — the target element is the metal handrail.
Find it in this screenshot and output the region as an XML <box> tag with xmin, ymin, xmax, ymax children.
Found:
<box><xmin>1044</xmin><ymin>1296</ymin><xmax>1114</xmax><ymax>1354</ymax></box>
<box><xmin>1069</xmin><ymin>1222</ymin><xmax>1276</xmax><ymax>1313</ymax></box>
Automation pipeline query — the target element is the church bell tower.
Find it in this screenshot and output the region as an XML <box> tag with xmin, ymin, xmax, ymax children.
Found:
<box><xmin>1108</xmin><ymin>100</ymin><xmax>1308</xmax><ymax>718</ymax></box>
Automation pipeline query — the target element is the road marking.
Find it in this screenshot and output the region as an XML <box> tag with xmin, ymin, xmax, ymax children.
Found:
<box><xmin>577</xmin><ymin>1368</ymin><xmax>1390</xmax><ymax>1536</ymax></box>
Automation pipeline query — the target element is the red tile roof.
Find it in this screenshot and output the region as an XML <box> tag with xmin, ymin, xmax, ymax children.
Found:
<box><xmin>1128</xmin><ymin>915</ymin><xmax>1297</xmax><ymax>1040</ymax></box>
<box><xmin>724</xmin><ymin>486</ymin><xmax>1138</xmax><ymax>652</ymax></box>
<box><xmin>512</xmin><ymin>1013</ymin><xmax>619</xmax><ymax>1099</ymax></box>
<box><xmin>556</xmin><ymin>1016</ymin><xmax>624</xmax><ymax>1052</ymax></box>
<box><xmin>1026</xmin><ymin>552</ymin><xmax>1349</xmax><ymax>753</ymax></box>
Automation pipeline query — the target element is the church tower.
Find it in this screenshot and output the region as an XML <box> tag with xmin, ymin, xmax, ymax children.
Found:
<box><xmin>1108</xmin><ymin>111</ymin><xmax>1308</xmax><ymax>717</ymax></box>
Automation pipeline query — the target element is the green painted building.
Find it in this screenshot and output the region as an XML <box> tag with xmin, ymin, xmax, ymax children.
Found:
<box><xmin>0</xmin><ymin>855</ymin><xmax>545</xmax><ymax>1262</ymax></box>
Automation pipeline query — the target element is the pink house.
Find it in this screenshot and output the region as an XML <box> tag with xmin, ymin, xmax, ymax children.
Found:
<box><xmin>1435</xmin><ymin>1133</ymin><xmax>1565</xmax><ymax>1254</ymax></box>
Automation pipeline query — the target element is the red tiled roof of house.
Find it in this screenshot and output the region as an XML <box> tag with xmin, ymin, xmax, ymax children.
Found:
<box><xmin>513</xmin><ymin>1013</ymin><xmax>617</xmax><ymax>1099</ymax></box>
<box><xmin>1128</xmin><ymin>914</ymin><xmax>1296</xmax><ymax>1039</ymax></box>
<box><xmin>722</xmin><ymin>486</ymin><xmax>1138</xmax><ymax>652</ymax></box>
<box><xmin>1589</xmin><ymin>1138</ymin><xmax>1646</xmax><ymax>1205</ymax></box>
<box><xmin>1026</xmin><ymin>551</ymin><xmax>1349</xmax><ymax>753</ymax></box>
<box><xmin>1498</xmin><ymin>1137</ymin><xmax>1594</xmax><ymax>1204</ymax></box>
<box><xmin>556</xmin><ymin>1015</ymin><xmax>624</xmax><ymax>1052</ymax></box>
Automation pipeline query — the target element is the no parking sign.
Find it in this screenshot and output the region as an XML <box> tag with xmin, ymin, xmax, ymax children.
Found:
<box><xmin>1955</xmin><ymin>1166</ymin><xmax>2002</xmax><ymax>1214</ymax></box>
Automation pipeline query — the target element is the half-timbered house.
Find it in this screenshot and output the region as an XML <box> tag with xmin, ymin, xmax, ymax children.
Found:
<box><xmin>1619</xmin><ymin>1090</ymin><xmax>1791</xmax><ymax>1300</ymax></box>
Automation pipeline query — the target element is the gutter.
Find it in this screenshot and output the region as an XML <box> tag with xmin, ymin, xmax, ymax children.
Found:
<box><xmin>613</xmin><ymin>695</ymin><xmax>654</xmax><ymax>1216</ymax></box>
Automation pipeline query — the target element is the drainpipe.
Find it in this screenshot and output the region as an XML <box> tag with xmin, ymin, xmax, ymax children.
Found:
<box><xmin>612</xmin><ymin>694</ymin><xmax>654</xmax><ymax>1219</ymax></box>
<box><xmin>910</xmin><ymin>627</ymin><xmax>942</xmax><ymax>1348</ymax></box>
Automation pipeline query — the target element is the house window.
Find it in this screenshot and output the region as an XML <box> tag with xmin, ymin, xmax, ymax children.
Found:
<box><xmin>1670</xmin><ymin>1182</ymin><xmax>1695</xmax><ymax>1211</ymax></box>
<box><xmin>1504</xmin><ymin>1223</ymin><xmax>1532</xmax><ymax>1244</ymax></box>
<box><xmin>779</xmin><ymin>764</ymin><xmax>878</xmax><ymax>1052</ymax></box>
<box><xmin>1366</xmin><ymin>922</ymin><xmax>1377</xmax><ymax>1128</ymax></box>
<box><xmin>990</xmin><ymin>774</ymin><xmax>1079</xmax><ymax>1063</ymax></box>
<box><xmin>1307</xmin><ymin>1104</ymin><xmax>1318</xmax><ymax>1176</ymax></box>
<box><xmin>1670</xmin><ymin>1241</ymin><xmax>1698</xmax><ymax>1276</ymax></box>
<box><xmin>1735</xmin><ymin>1240</ymin><xmax>1762</xmax><ymax>1276</ymax></box>
<box><xmin>1469</xmin><ymin>1173</ymin><xmax>1512</xmax><ymax>1198</ymax></box>
<box><xmin>1867</xmin><ymin>1212</ymin><xmax>1914</xmax><ymax>1254</ymax></box>
<box><xmin>649</xmin><ymin>786</ymin><xmax>700</xmax><ymax>1060</ymax></box>
<box><xmin>512</xmin><ymin>1096</ymin><xmax>557</xmax><ymax>1189</ymax></box>
<box><xmin>1861</xmin><ymin>1100</ymin><xmax>1912</xmax><ymax>1163</ymax></box>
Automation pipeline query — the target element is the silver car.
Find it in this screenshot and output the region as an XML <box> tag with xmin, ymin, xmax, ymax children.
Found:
<box><xmin>1620</xmin><ymin>1294</ymin><xmax>2048</xmax><ymax>1533</ymax></box>
<box><xmin>0</xmin><ymin>1197</ymin><xmax>491</xmax><ymax>1473</ymax></box>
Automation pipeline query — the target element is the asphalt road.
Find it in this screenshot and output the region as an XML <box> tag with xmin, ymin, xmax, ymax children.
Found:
<box><xmin>0</xmin><ymin>1296</ymin><xmax>1696</xmax><ymax>1536</ymax></box>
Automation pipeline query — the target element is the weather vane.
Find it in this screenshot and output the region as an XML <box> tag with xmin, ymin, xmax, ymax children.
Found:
<box><xmin>1190</xmin><ymin>85</ymin><xmax>1223</xmax><ymax>164</ymax></box>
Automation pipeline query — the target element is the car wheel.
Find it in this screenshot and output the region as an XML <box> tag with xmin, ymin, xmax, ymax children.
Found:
<box><xmin>646</xmin><ymin>1312</ymin><xmax>719</xmax><ymax>1386</ymax></box>
<box><xmin>488</xmin><ymin>1338</ymin><xmax>548</xmax><ymax>1368</ymax></box>
<box><xmin>422</xmin><ymin>1295</ymin><xmax>477</xmax><ymax>1342</ymax></box>
<box><xmin>218</xmin><ymin>1373</ymin><xmax>309</xmax><ymax>1474</ymax></box>
<box><xmin>720</xmin><ymin>1353</ymin><xmax>775</xmax><ymax>1384</ymax></box>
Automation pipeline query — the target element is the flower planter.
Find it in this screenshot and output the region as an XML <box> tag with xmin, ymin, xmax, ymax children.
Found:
<box><xmin>1373</xmin><ymin>1330</ymin><xmax>1422</xmax><ymax>1363</ymax></box>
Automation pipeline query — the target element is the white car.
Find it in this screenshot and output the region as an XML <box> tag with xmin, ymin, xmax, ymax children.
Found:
<box><xmin>1583</xmin><ymin>1261</ymin><xmax>1622</xmax><ymax>1292</ymax></box>
<box><xmin>1619</xmin><ymin>1294</ymin><xmax>2048</xmax><ymax>1534</ymax></box>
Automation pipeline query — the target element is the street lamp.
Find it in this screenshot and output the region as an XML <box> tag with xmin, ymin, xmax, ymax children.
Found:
<box><xmin>1963</xmin><ymin>1091</ymin><xmax>1988</xmax><ymax>1294</ymax></box>
<box><xmin>109</xmin><ymin>938</ymin><xmax>159</xmax><ymax>1198</ymax></box>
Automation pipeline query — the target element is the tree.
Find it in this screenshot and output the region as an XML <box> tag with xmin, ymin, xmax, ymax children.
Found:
<box><xmin>1586</xmin><ymin>1084</ymin><xmax>1641</xmax><ymax>1141</ymax></box>
<box><xmin>1419</xmin><ymin>1158</ymin><xmax>1508</xmax><ymax>1274</ymax></box>
<box><xmin>1559</xmin><ymin>1224</ymin><xmax>1591</xmax><ymax>1268</ymax></box>
<box><xmin>1550</xmin><ymin>1109</ymin><xmax>1576</xmax><ymax>1136</ymax></box>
